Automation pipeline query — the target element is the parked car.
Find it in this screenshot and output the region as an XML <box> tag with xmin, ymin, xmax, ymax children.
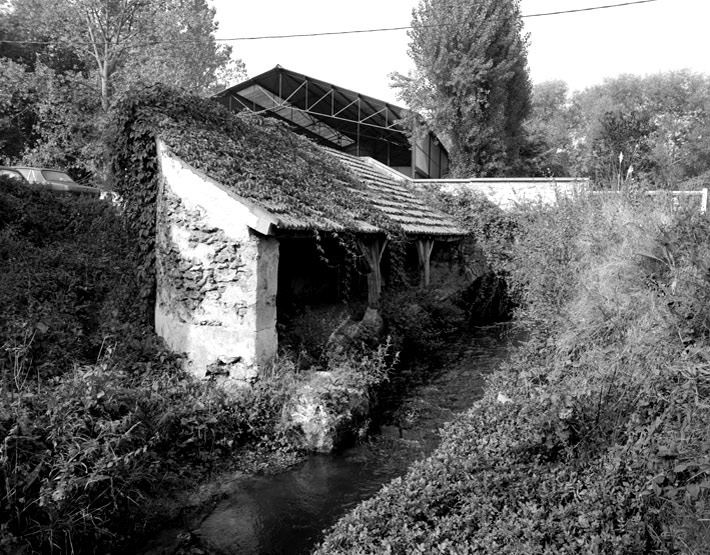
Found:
<box><xmin>12</xmin><ymin>166</ymin><xmax>100</xmax><ymax>196</ymax></box>
<box><xmin>0</xmin><ymin>166</ymin><xmax>30</xmax><ymax>185</ymax></box>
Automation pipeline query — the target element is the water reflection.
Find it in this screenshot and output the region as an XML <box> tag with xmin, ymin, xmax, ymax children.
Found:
<box><xmin>196</xmin><ymin>439</ymin><xmax>426</xmax><ymax>554</ymax></box>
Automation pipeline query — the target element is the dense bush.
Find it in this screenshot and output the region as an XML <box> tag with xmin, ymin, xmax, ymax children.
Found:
<box><xmin>0</xmin><ymin>178</ymin><xmax>140</xmax><ymax>372</ymax></box>
<box><xmin>0</xmin><ymin>181</ymin><xmax>301</xmax><ymax>553</ymax></box>
<box><xmin>418</xmin><ymin>188</ymin><xmax>519</xmax><ymax>324</ymax></box>
<box><xmin>315</xmin><ymin>383</ymin><xmax>659</xmax><ymax>554</ymax></box>
<box><xmin>380</xmin><ymin>287</ymin><xmax>464</xmax><ymax>362</ymax></box>
<box><xmin>422</xmin><ymin>188</ymin><xmax>518</xmax><ymax>274</ymax></box>
<box><xmin>315</xmin><ymin>192</ymin><xmax>710</xmax><ymax>554</ymax></box>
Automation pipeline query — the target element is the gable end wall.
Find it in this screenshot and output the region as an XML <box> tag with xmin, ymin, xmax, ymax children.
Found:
<box><xmin>155</xmin><ymin>142</ymin><xmax>278</xmax><ymax>383</ymax></box>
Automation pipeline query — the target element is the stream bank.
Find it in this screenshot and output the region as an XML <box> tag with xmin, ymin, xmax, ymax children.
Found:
<box><xmin>133</xmin><ymin>325</ymin><xmax>518</xmax><ymax>555</ymax></box>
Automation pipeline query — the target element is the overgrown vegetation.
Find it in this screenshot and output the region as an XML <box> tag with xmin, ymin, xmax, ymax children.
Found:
<box><xmin>392</xmin><ymin>0</ymin><xmax>531</xmax><ymax>177</ymax></box>
<box><xmin>0</xmin><ymin>0</ymin><xmax>242</xmax><ymax>178</ymax></box>
<box><xmin>526</xmin><ymin>72</ymin><xmax>710</xmax><ymax>186</ymax></box>
<box><xmin>0</xmin><ymin>160</ymin><xmax>409</xmax><ymax>552</ymax></box>
<box><xmin>315</xmin><ymin>191</ymin><xmax>710</xmax><ymax>554</ymax></box>
<box><xmin>417</xmin><ymin>188</ymin><xmax>518</xmax><ymax>325</ymax></box>
<box><xmin>106</xmin><ymin>83</ymin><xmax>407</xmax><ymax>314</ymax></box>
<box><xmin>0</xmin><ymin>180</ymin><xmax>304</xmax><ymax>553</ymax></box>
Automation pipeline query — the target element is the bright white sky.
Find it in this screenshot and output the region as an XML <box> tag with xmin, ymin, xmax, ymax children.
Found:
<box><xmin>209</xmin><ymin>0</ymin><xmax>710</xmax><ymax>106</ymax></box>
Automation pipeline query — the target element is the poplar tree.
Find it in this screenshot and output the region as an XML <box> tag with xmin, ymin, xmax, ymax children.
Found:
<box><xmin>392</xmin><ymin>0</ymin><xmax>532</xmax><ymax>177</ymax></box>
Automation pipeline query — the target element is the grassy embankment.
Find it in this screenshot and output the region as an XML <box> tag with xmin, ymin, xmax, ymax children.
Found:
<box><xmin>315</xmin><ymin>191</ymin><xmax>710</xmax><ymax>554</ymax></box>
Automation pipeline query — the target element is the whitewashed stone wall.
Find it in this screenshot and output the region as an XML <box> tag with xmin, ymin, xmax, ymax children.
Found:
<box><xmin>155</xmin><ymin>141</ymin><xmax>279</xmax><ymax>383</ymax></box>
<box><xmin>413</xmin><ymin>178</ymin><xmax>590</xmax><ymax>211</ymax></box>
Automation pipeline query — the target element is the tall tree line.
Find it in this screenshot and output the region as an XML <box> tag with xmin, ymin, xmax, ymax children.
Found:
<box><xmin>526</xmin><ymin>71</ymin><xmax>710</xmax><ymax>188</ymax></box>
<box><xmin>395</xmin><ymin>0</ymin><xmax>710</xmax><ymax>187</ymax></box>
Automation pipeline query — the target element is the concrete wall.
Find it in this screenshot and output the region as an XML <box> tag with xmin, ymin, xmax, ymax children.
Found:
<box><xmin>413</xmin><ymin>178</ymin><xmax>590</xmax><ymax>211</ymax></box>
<box><xmin>155</xmin><ymin>142</ymin><xmax>279</xmax><ymax>383</ymax></box>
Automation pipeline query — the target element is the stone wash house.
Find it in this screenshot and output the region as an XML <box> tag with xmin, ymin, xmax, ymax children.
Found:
<box><xmin>154</xmin><ymin>113</ymin><xmax>466</xmax><ymax>385</ymax></box>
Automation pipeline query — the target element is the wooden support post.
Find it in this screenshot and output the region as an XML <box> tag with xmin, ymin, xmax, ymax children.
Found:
<box><xmin>416</xmin><ymin>238</ymin><xmax>435</xmax><ymax>287</ymax></box>
<box><xmin>357</xmin><ymin>237</ymin><xmax>388</xmax><ymax>309</ymax></box>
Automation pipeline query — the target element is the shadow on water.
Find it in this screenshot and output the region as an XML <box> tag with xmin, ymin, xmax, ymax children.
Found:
<box><xmin>194</xmin><ymin>440</ymin><xmax>426</xmax><ymax>555</ymax></box>
<box><xmin>140</xmin><ymin>326</ymin><xmax>520</xmax><ymax>555</ymax></box>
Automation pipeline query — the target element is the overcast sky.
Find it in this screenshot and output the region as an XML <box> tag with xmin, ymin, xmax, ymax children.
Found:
<box><xmin>209</xmin><ymin>0</ymin><xmax>710</xmax><ymax>105</ymax></box>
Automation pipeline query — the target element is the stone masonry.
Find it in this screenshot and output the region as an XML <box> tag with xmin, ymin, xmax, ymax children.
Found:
<box><xmin>155</xmin><ymin>141</ymin><xmax>279</xmax><ymax>383</ymax></box>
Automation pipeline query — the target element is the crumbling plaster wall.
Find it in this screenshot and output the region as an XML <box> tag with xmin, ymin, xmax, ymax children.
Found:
<box><xmin>155</xmin><ymin>142</ymin><xmax>279</xmax><ymax>383</ymax></box>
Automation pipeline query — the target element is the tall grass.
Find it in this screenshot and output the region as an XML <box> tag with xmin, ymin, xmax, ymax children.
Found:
<box><xmin>315</xmin><ymin>190</ymin><xmax>710</xmax><ymax>554</ymax></box>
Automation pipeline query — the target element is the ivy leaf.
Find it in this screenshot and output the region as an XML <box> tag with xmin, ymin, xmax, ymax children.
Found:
<box><xmin>687</xmin><ymin>483</ymin><xmax>700</xmax><ymax>498</ymax></box>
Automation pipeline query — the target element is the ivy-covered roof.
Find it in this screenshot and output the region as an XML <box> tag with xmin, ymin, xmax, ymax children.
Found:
<box><xmin>160</xmin><ymin>114</ymin><xmax>464</xmax><ymax>237</ymax></box>
<box><xmin>111</xmin><ymin>85</ymin><xmax>464</xmax><ymax>238</ymax></box>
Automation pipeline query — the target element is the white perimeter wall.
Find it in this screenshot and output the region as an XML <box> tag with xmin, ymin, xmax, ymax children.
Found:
<box><xmin>413</xmin><ymin>178</ymin><xmax>590</xmax><ymax>210</ymax></box>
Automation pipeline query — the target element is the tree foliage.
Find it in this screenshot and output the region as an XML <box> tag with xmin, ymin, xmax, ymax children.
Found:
<box><xmin>528</xmin><ymin>71</ymin><xmax>710</xmax><ymax>187</ymax></box>
<box><xmin>9</xmin><ymin>0</ymin><xmax>236</xmax><ymax>110</ymax></box>
<box><xmin>0</xmin><ymin>0</ymin><xmax>246</xmax><ymax>177</ymax></box>
<box><xmin>0</xmin><ymin>58</ymin><xmax>38</xmax><ymax>161</ymax></box>
<box><xmin>522</xmin><ymin>80</ymin><xmax>576</xmax><ymax>177</ymax></box>
<box><xmin>392</xmin><ymin>0</ymin><xmax>532</xmax><ymax>177</ymax></box>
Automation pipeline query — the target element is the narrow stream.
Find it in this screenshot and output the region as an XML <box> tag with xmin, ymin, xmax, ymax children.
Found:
<box><xmin>142</xmin><ymin>327</ymin><xmax>517</xmax><ymax>555</ymax></box>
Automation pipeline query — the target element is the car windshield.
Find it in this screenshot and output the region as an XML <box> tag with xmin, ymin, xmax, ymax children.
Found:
<box><xmin>41</xmin><ymin>170</ymin><xmax>74</xmax><ymax>182</ymax></box>
<box><xmin>0</xmin><ymin>169</ymin><xmax>24</xmax><ymax>181</ymax></box>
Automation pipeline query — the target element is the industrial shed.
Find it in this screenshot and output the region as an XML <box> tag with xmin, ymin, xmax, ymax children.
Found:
<box><xmin>213</xmin><ymin>65</ymin><xmax>450</xmax><ymax>179</ymax></box>
<box><xmin>153</xmin><ymin>111</ymin><xmax>465</xmax><ymax>384</ymax></box>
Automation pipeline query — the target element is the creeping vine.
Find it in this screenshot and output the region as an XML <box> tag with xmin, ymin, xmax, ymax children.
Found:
<box><xmin>106</xmin><ymin>84</ymin><xmax>407</xmax><ymax>310</ymax></box>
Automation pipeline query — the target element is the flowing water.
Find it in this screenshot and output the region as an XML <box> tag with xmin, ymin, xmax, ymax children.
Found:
<box><xmin>140</xmin><ymin>327</ymin><xmax>517</xmax><ymax>555</ymax></box>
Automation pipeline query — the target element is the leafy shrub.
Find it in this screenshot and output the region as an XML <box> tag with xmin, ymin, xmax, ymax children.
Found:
<box><xmin>417</xmin><ymin>188</ymin><xmax>519</xmax><ymax>324</ymax></box>
<box><xmin>315</xmin><ymin>191</ymin><xmax>710</xmax><ymax>554</ymax></box>
<box><xmin>420</xmin><ymin>188</ymin><xmax>518</xmax><ymax>274</ymax></box>
<box><xmin>0</xmin><ymin>339</ymin><xmax>302</xmax><ymax>553</ymax></box>
<box><xmin>278</xmin><ymin>303</ymin><xmax>364</xmax><ymax>368</ymax></box>
<box><xmin>0</xmin><ymin>177</ymin><xmax>142</xmax><ymax>375</ymax></box>
<box><xmin>381</xmin><ymin>287</ymin><xmax>463</xmax><ymax>362</ymax></box>
<box><xmin>314</xmin><ymin>382</ymin><xmax>657</xmax><ymax>555</ymax></box>
<box><xmin>459</xmin><ymin>272</ymin><xmax>513</xmax><ymax>325</ymax></box>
